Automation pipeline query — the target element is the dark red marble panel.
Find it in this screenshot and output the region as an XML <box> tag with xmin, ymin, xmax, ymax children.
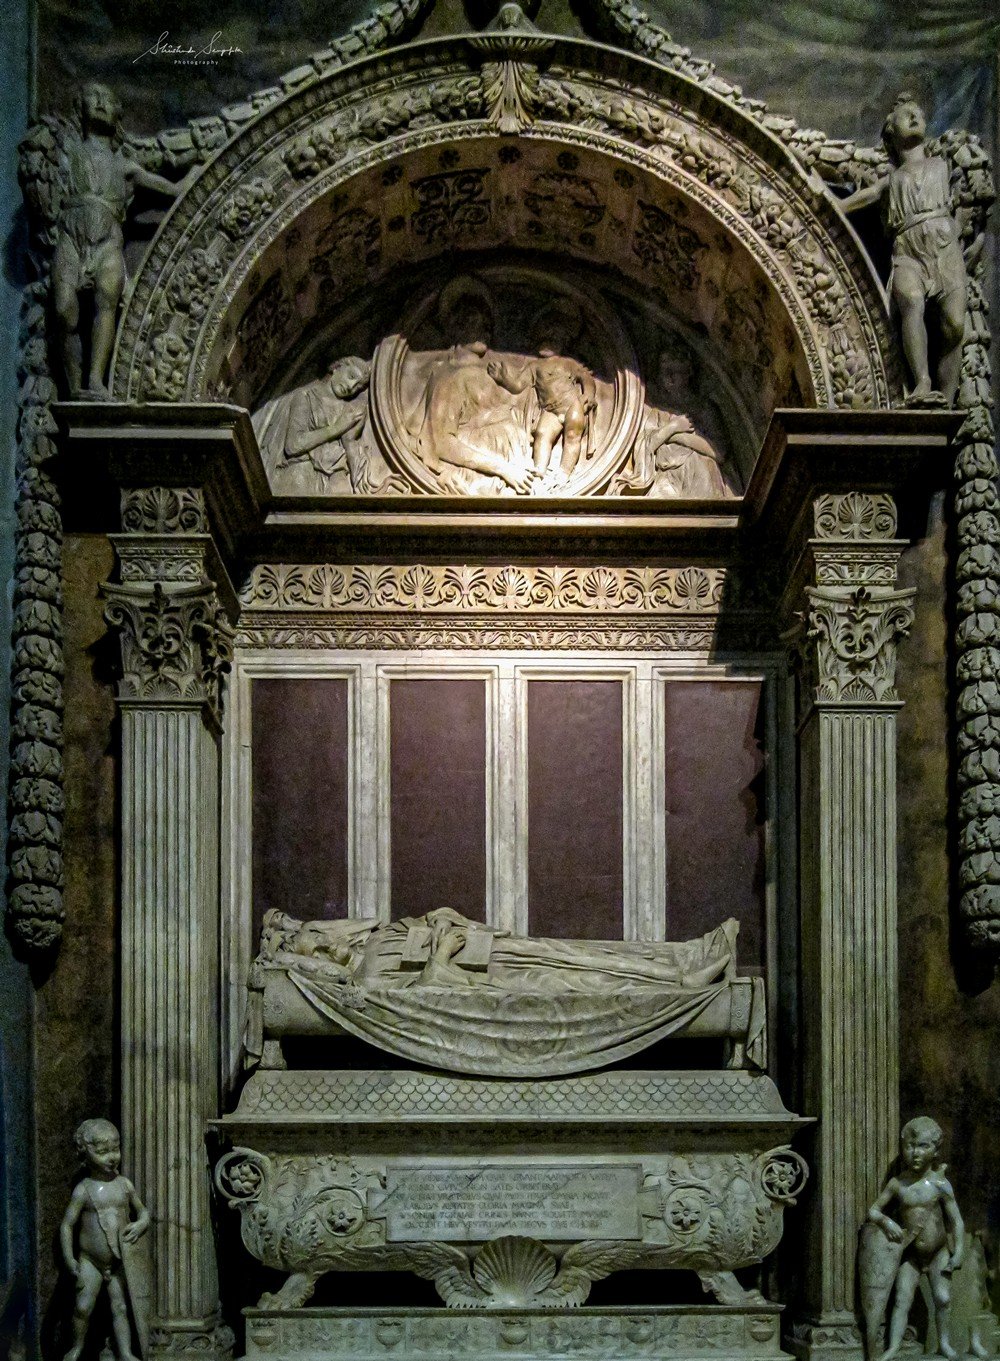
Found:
<box><xmin>663</xmin><ymin>680</ymin><xmax>766</xmax><ymax>966</ymax></box>
<box><xmin>390</xmin><ymin>679</ymin><xmax>487</xmax><ymax>921</ymax></box>
<box><xmin>527</xmin><ymin>680</ymin><xmax>624</xmax><ymax>940</ymax></box>
<box><xmin>252</xmin><ymin>678</ymin><xmax>349</xmax><ymax>938</ymax></box>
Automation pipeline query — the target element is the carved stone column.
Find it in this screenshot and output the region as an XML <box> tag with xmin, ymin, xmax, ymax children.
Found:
<box><xmin>786</xmin><ymin>491</ymin><xmax>915</xmax><ymax>1361</ymax></box>
<box><xmin>103</xmin><ymin>487</ymin><xmax>235</xmax><ymax>1361</ymax></box>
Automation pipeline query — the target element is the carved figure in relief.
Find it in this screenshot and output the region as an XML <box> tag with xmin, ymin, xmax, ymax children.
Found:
<box><xmin>841</xmin><ymin>95</ymin><xmax>981</xmax><ymax>407</ymax></box>
<box><xmin>20</xmin><ymin>83</ymin><xmax>196</xmax><ymax>397</ymax></box>
<box><xmin>487</xmin><ymin>303</ymin><xmax>597</xmax><ymax>486</ymax></box>
<box><xmin>60</xmin><ymin>1119</ymin><xmax>150</xmax><ymax>1361</ymax></box>
<box><xmin>632</xmin><ymin>407</ymin><xmax>730</xmax><ymax>497</ymax></box>
<box><xmin>859</xmin><ymin>1116</ymin><xmax>965</xmax><ymax>1361</ymax></box>
<box><xmin>252</xmin><ymin>356</ymin><xmax>404</xmax><ymax>494</ymax></box>
<box><xmin>407</xmin><ymin>280</ymin><xmax>537</xmax><ymax>494</ymax></box>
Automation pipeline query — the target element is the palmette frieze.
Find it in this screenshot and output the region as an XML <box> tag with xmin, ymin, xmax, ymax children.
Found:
<box><xmin>813</xmin><ymin>492</ymin><xmax>898</xmax><ymax>542</ymax></box>
<box><xmin>121</xmin><ymin>487</ymin><xmax>209</xmax><ymax>536</ymax></box>
<box><xmin>240</xmin><ymin>564</ymin><xmax>727</xmax><ymax>613</ymax></box>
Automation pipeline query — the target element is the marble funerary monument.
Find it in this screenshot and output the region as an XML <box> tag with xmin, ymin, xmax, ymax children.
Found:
<box><xmin>9</xmin><ymin>3</ymin><xmax>999</xmax><ymax>1361</ymax></box>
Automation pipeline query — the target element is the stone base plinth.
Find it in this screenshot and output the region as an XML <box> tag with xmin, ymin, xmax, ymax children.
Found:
<box><xmin>786</xmin><ymin>1318</ymin><xmax>863</xmax><ymax>1361</ymax></box>
<box><xmin>243</xmin><ymin>1305</ymin><xmax>788</xmax><ymax>1361</ymax></box>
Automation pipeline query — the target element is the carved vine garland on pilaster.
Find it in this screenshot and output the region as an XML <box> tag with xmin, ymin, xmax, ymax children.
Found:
<box><xmin>950</xmin><ymin>148</ymin><xmax>1000</xmax><ymax>957</ymax></box>
<box><xmin>6</xmin><ymin>286</ymin><xmax>65</xmax><ymax>952</ymax></box>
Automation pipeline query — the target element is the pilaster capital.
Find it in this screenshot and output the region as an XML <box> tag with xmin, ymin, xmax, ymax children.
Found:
<box><xmin>104</xmin><ymin>486</ymin><xmax>235</xmax><ymax>718</ymax></box>
<box><xmin>103</xmin><ymin>579</ymin><xmax>234</xmax><ymax>716</ymax></box>
<box><xmin>785</xmin><ymin>490</ymin><xmax>915</xmax><ymax>710</ymax></box>
<box><xmin>802</xmin><ymin>584</ymin><xmax>915</xmax><ymax>705</ymax></box>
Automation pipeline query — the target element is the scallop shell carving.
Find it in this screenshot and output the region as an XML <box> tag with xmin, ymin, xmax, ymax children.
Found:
<box><xmin>472</xmin><ymin>1236</ymin><xmax>558</xmax><ymax>1307</ymax></box>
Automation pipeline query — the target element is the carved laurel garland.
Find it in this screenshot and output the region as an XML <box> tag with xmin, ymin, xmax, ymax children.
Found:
<box><xmin>6</xmin><ymin>286</ymin><xmax>65</xmax><ymax>951</ymax></box>
<box><xmin>952</xmin><ymin>182</ymin><xmax>1000</xmax><ymax>956</ymax></box>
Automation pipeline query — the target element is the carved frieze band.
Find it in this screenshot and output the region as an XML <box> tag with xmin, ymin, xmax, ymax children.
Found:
<box><xmin>241</xmin><ymin>564</ymin><xmax>727</xmax><ymax>613</ymax></box>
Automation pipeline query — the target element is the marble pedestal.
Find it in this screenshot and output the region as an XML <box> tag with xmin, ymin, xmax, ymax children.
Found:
<box><xmin>243</xmin><ymin>1304</ymin><xmax>789</xmax><ymax>1361</ymax></box>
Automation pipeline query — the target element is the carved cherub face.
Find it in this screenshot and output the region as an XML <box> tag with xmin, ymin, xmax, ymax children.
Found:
<box><xmin>900</xmin><ymin>1117</ymin><xmax>942</xmax><ymax>1173</ymax></box>
<box><xmin>76</xmin><ymin>1119</ymin><xmax>122</xmax><ymax>1178</ymax></box>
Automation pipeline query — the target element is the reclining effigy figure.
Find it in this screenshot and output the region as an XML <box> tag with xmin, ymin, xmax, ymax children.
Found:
<box><xmin>244</xmin><ymin>907</ymin><xmax>766</xmax><ymax>1076</ymax></box>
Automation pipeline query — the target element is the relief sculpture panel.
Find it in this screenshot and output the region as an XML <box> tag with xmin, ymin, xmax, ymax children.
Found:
<box><xmin>253</xmin><ymin>267</ymin><xmax>739</xmax><ymax>499</ymax></box>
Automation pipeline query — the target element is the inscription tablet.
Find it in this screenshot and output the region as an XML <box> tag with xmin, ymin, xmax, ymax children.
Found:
<box><xmin>383</xmin><ymin>1163</ymin><xmax>641</xmax><ymax>1242</ymax></box>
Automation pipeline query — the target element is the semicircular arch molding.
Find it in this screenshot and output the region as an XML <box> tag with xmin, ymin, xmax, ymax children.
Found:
<box><xmin>111</xmin><ymin>34</ymin><xmax>901</xmax><ymax>424</ymax></box>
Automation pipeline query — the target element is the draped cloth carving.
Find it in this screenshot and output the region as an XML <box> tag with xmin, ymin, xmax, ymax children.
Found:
<box><xmin>245</xmin><ymin>909</ymin><xmax>766</xmax><ymax>1076</ymax></box>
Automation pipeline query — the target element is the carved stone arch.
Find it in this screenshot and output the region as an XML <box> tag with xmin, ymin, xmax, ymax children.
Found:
<box><xmin>110</xmin><ymin>34</ymin><xmax>901</xmax><ymax>430</ymax></box>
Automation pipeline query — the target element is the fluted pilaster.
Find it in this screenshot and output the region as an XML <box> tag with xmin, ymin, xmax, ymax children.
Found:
<box><xmin>788</xmin><ymin>492</ymin><xmax>913</xmax><ymax>1361</ymax></box>
<box><xmin>105</xmin><ymin>488</ymin><xmax>234</xmax><ymax>1361</ymax></box>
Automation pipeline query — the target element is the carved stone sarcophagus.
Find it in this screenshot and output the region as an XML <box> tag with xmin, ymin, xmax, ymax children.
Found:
<box><xmin>213</xmin><ymin>912</ymin><xmax>808</xmax><ymax>1316</ymax></box>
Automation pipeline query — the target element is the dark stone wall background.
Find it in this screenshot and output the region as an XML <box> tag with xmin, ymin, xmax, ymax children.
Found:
<box><xmin>13</xmin><ymin>0</ymin><xmax>1000</xmax><ymax>1345</ymax></box>
<box><xmin>0</xmin><ymin>3</ymin><xmax>33</xmax><ymax>1357</ymax></box>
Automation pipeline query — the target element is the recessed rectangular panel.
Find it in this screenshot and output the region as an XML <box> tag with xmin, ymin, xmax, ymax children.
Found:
<box><xmin>390</xmin><ymin>679</ymin><xmax>487</xmax><ymax>921</ymax></box>
<box><xmin>527</xmin><ymin>680</ymin><xmax>624</xmax><ymax>940</ymax></box>
<box><xmin>663</xmin><ymin>680</ymin><xmax>765</xmax><ymax>966</ymax></box>
<box><xmin>252</xmin><ymin>678</ymin><xmax>350</xmax><ymax>940</ymax></box>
